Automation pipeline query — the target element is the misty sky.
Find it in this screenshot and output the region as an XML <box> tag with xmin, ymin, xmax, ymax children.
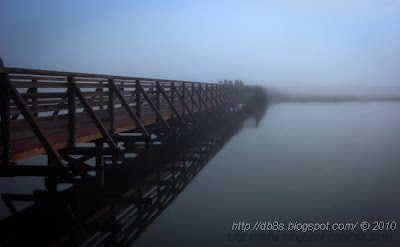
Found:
<box><xmin>1</xmin><ymin>0</ymin><xmax>400</xmax><ymax>94</ymax></box>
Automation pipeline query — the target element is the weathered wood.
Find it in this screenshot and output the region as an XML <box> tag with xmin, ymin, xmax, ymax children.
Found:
<box><xmin>0</xmin><ymin>67</ymin><xmax>247</xmax><ymax>166</ymax></box>
<box><xmin>172</xmin><ymin>83</ymin><xmax>197</xmax><ymax>121</ymax></box>
<box><xmin>108</xmin><ymin>79</ymin><xmax>115</xmax><ymax>135</ymax></box>
<box><xmin>59</xmin><ymin>146</ymin><xmax>119</xmax><ymax>155</ymax></box>
<box><xmin>20</xmin><ymin>92</ymin><xmax>68</xmax><ymax>99</ymax></box>
<box><xmin>69</xmin><ymin>77</ymin><xmax>118</xmax><ymax>149</ymax></box>
<box><xmin>136</xmin><ymin>80</ymin><xmax>141</xmax><ymax>119</ymax></box>
<box><xmin>156</xmin><ymin>81</ymin><xmax>160</xmax><ymax>110</ymax></box>
<box><xmin>201</xmin><ymin>84</ymin><xmax>215</xmax><ymax>108</ymax></box>
<box><xmin>182</xmin><ymin>83</ymin><xmax>186</xmax><ymax>116</ymax></box>
<box><xmin>183</xmin><ymin>84</ymin><xmax>202</xmax><ymax>113</ymax></box>
<box><xmin>109</xmin><ymin>79</ymin><xmax>149</xmax><ymax>138</ymax></box>
<box><xmin>207</xmin><ymin>84</ymin><xmax>220</xmax><ymax>107</ymax></box>
<box><xmin>67</xmin><ymin>77</ymin><xmax>76</xmax><ymax>147</ymax></box>
<box><xmin>138</xmin><ymin>83</ymin><xmax>170</xmax><ymax>129</ymax></box>
<box><xmin>171</xmin><ymin>82</ymin><xmax>175</xmax><ymax>119</ymax></box>
<box><xmin>193</xmin><ymin>85</ymin><xmax>209</xmax><ymax>111</ymax></box>
<box><xmin>2</xmin><ymin>73</ymin><xmax>66</xmax><ymax>167</ymax></box>
<box><xmin>1</xmin><ymin>67</ymin><xmax>214</xmax><ymax>84</ymax></box>
<box><xmin>0</xmin><ymin>74</ymin><xmax>11</xmax><ymax>166</ymax></box>
<box><xmin>156</xmin><ymin>83</ymin><xmax>186</xmax><ymax>126</ymax></box>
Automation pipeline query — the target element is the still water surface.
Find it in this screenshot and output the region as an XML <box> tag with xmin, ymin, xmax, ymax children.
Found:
<box><xmin>1</xmin><ymin>102</ymin><xmax>400</xmax><ymax>246</ymax></box>
<box><xmin>133</xmin><ymin>102</ymin><xmax>400</xmax><ymax>246</ymax></box>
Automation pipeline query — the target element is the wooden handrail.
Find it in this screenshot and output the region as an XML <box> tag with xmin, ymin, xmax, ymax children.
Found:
<box><xmin>0</xmin><ymin>67</ymin><xmax>219</xmax><ymax>85</ymax></box>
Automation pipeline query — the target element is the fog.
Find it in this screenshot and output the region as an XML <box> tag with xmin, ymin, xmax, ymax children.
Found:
<box><xmin>1</xmin><ymin>0</ymin><xmax>400</xmax><ymax>97</ymax></box>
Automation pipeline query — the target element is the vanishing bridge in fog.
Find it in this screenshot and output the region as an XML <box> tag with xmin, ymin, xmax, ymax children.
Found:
<box><xmin>0</xmin><ymin>66</ymin><xmax>267</xmax><ymax>246</ymax></box>
<box><xmin>0</xmin><ymin>67</ymin><xmax>260</xmax><ymax>182</ymax></box>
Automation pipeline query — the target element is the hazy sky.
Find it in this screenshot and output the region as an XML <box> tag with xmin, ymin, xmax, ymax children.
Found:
<box><xmin>1</xmin><ymin>0</ymin><xmax>400</xmax><ymax>93</ymax></box>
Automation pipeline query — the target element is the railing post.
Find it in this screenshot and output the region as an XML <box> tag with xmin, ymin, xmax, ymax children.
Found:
<box><xmin>182</xmin><ymin>83</ymin><xmax>185</xmax><ymax>116</ymax></box>
<box><xmin>214</xmin><ymin>85</ymin><xmax>219</xmax><ymax>106</ymax></box>
<box><xmin>99</xmin><ymin>81</ymin><xmax>104</xmax><ymax>110</ymax></box>
<box><xmin>171</xmin><ymin>82</ymin><xmax>175</xmax><ymax>119</ymax></box>
<box><xmin>198</xmin><ymin>84</ymin><xmax>202</xmax><ymax>110</ymax></box>
<box><xmin>156</xmin><ymin>81</ymin><xmax>160</xmax><ymax>110</ymax></box>
<box><xmin>31</xmin><ymin>81</ymin><xmax>38</xmax><ymax>117</ymax></box>
<box><xmin>155</xmin><ymin>81</ymin><xmax>160</xmax><ymax>125</ymax></box>
<box><xmin>213</xmin><ymin>85</ymin><xmax>218</xmax><ymax>106</ymax></box>
<box><xmin>0</xmin><ymin>73</ymin><xmax>11</xmax><ymax>166</ymax></box>
<box><xmin>191</xmin><ymin>83</ymin><xmax>195</xmax><ymax>112</ymax></box>
<box><xmin>108</xmin><ymin>79</ymin><xmax>115</xmax><ymax>135</ymax></box>
<box><xmin>67</xmin><ymin>76</ymin><xmax>76</xmax><ymax>148</ymax></box>
<box><xmin>136</xmin><ymin>80</ymin><xmax>141</xmax><ymax>120</ymax></box>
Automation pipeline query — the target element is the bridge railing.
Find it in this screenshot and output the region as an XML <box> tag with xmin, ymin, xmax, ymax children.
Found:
<box><xmin>0</xmin><ymin>67</ymin><xmax>255</xmax><ymax>167</ymax></box>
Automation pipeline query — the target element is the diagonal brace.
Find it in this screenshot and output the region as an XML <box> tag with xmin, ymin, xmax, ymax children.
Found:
<box><xmin>69</xmin><ymin>77</ymin><xmax>118</xmax><ymax>148</ymax></box>
<box><xmin>156</xmin><ymin>83</ymin><xmax>186</xmax><ymax>126</ymax></box>
<box><xmin>2</xmin><ymin>73</ymin><xmax>65</xmax><ymax>166</ymax></box>
<box><xmin>171</xmin><ymin>83</ymin><xmax>197</xmax><ymax>121</ymax></box>
<box><xmin>108</xmin><ymin>80</ymin><xmax>150</xmax><ymax>138</ymax></box>
<box><xmin>137</xmin><ymin>82</ymin><xmax>170</xmax><ymax>129</ymax></box>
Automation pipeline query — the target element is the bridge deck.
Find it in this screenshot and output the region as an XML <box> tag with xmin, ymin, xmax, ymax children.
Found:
<box><xmin>1</xmin><ymin>105</ymin><xmax>204</xmax><ymax>161</ymax></box>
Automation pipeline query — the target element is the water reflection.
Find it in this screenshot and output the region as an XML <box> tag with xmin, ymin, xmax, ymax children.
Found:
<box><xmin>0</xmin><ymin>104</ymin><xmax>268</xmax><ymax>246</ymax></box>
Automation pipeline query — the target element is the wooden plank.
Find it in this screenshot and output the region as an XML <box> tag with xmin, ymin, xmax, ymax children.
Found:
<box><xmin>70</xmin><ymin>77</ymin><xmax>118</xmax><ymax>149</ymax></box>
<box><xmin>1</xmin><ymin>67</ymin><xmax>215</xmax><ymax>84</ymax></box>
<box><xmin>12</xmin><ymin>81</ymin><xmax>67</xmax><ymax>88</ymax></box>
<box><xmin>9</xmin><ymin>75</ymin><xmax>67</xmax><ymax>81</ymax></box>
<box><xmin>192</xmin><ymin>85</ymin><xmax>209</xmax><ymax>111</ymax></box>
<box><xmin>67</xmin><ymin>77</ymin><xmax>76</xmax><ymax>147</ymax></box>
<box><xmin>207</xmin><ymin>84</ymin><xmax>220</xmax><ymax>107</ymax></box>
<box><xmin>109</xmin><ymin>79</ymin><xmax>149</xmax><ymax>138</ymax></box>
<box><xmin>59</xmin><ymin>147</ymin><xmax>119</xmax><ymax>155</ymax></box>
<box><xmin>136</xmin><ymin>80</ymin><xmax>141</xmax><ymax>119</ymax></box>
<box><xmin>138</xmin><ymin>83</ymin><xmax>170</xmax><ymax>129</ymax></box>
<box><xmin>156</xmin><ymin>83</ymin><xmax>185</xmax><ymax>126</ymax></box>
<box><xmin>0</xmin><ymin>74</ymin><xmax>11</xmax><ymax>166</ymax></box>
<box><xmin>171</xmin><ymin>82</ymin><xmax>175</xmax><ymax>119</ymax></box>
<box><xmin>108</xmin><ymin>79</ymin><xmax>115</xmax><ymax>135</ymax></box>
<box><xmin>156</xmin><ymin>81</ymin><xmax>160</xmax><ymax>110</ymax></box>
<box><xmin>183</xmin><ymin>84</ymin><xmax>202</xmax><ymax>114</ymax></box>
<box><xmin>20</xmin><ymin>92</ymin><xmax>67</xmax><ymax>99</ymax></box>
<box><xmin>182</xmin><ymin>83</ymin><xmax>186</xmax><ymax>116</ymax></box>
<box><xmin>201</xmin><ymin>85</ymin><xmax>215</xmax><ymax>108</ymax></box>
<box><xmin>172</xmin><ymin>83</ymin><xmax>197</xmax><ymax>121</ymax></box>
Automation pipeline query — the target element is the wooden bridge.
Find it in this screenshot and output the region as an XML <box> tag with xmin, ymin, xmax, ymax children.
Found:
<box><xmin>0</xmin><ymin>67</ymin><xmax>257</xmax><ymax>178</ymax></box>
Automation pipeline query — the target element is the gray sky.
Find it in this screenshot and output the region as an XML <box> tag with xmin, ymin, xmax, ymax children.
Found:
<box><xmin>1</xmin><ymin>0</ymin><xmax>400</xmax><ymax>94</ymax></box>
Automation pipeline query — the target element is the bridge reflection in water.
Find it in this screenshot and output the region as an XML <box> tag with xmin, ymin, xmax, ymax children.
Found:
<box><xmin>0</xmin><ymin>102</ymin><xmax>267</xmax><ymax>246</ymax></box>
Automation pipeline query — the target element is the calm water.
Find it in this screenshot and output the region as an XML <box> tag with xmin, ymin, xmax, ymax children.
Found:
<box><xmin>132</xmin><ymin>102</ymin><xmax>400</xmax><ymax>246</ymax></box>
<box><xmin>1</xmin><ymin>102</ymin><xmax>400</xmax><ymax>246</ymax></box>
